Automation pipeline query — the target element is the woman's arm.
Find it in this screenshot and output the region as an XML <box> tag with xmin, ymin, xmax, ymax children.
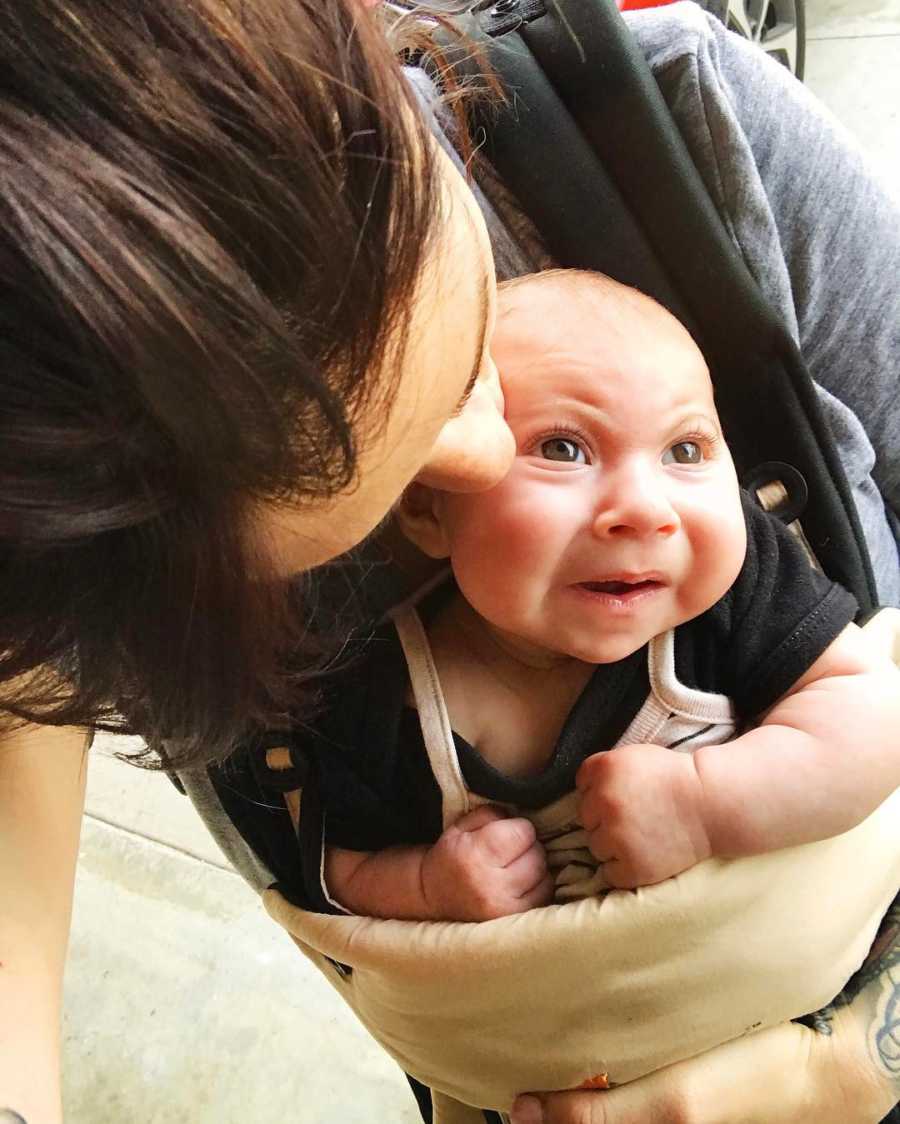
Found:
<box><xmin>0</xmin><ymin>721</ymin><xmax>88</xmax><ymax>1123</ymax></box>
<box><xmin>510</xmin><ymin>894</ymin><xmax>900</xmax><ymax>1123</ymax></box>
<box><xmin>633</xmin><ymin>4</ymin><xmax>900</xmax><ymax>603</ymax></box>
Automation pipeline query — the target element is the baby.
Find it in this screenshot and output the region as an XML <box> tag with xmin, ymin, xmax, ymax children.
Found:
<box><xmin>318</xmin><ymin>270</ymin><xmax>900</xmax><ymax>922</ymax></box>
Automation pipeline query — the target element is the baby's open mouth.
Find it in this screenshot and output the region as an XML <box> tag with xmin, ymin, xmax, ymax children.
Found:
<box><xmin>577</xmin><ymin>579</ymin><xmax>663</xmax><ymax>595</ymax></box>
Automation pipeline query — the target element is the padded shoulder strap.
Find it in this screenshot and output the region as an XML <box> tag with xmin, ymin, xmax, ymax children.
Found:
<box><xmin>442</xmin><ymin>0</ymin><xmax>877</xmax><ymax>610</ymax></box>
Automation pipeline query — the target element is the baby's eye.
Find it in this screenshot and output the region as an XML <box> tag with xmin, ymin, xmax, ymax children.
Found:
<box><xmin>539</xmin><ymin>437</ymin><xmax>587</xmax><ymax>464</ymax></box>
<box><xmin>662</xmin><ymin>440</ymin><xmax>703</xmax><ymax>466</ymax></box>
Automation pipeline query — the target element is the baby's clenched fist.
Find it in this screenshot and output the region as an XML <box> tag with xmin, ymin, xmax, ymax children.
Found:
<box><xmin>420</xmin><ymin>805</ymin><xmax>554</xmax><ymax>921</ymax></box>
<box><xmin>576</xmin><ymin>743</ymin><xmax>713</xmax><ymax>888</ymax></box>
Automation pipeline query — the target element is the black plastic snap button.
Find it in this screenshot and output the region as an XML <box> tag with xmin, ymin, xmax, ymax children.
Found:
<box><xmin>744</xmin><ymin>461</ymin><xmax>809</xmax><ymax>525</ymax></box>
<box><xmin>491</xmin><ymin>0</ymin><xmax>519</xmax><ymax>15</ymax></box>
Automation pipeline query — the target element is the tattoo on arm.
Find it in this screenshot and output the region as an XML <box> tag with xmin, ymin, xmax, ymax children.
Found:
<box><xmin>842</xmin><ymin>896</ymin><xmax>900</xmax><ymax>1008</ymax></box>
<box><xmin>804</xmin><ymin>894</ymin><xmax>900</xmax><ymax>1103</ymax></box>
<box><xmin>861</xmin><ymin>897</ymin><xmax>900</xmax><ymax>1090</ymax></box>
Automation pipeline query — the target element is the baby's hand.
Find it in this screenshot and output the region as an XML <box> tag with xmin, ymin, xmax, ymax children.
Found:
<box><xmin>420</xmin><ymin>805</ymin><xmax>554</xmax><ymax>921</ymax></box>
<box><xmin>576</xmin><ymin>744</ymin><xmax>712</xmax><ymax>888</ymax></box>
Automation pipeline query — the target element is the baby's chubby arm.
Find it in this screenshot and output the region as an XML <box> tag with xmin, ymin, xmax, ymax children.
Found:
<box><xmin>324</xmin><ymin>805</ymin><xmax>554</xmax><ymax>921</ymax></box>
<box><xmin>578</xmin><ymin>622</ymin><xmax>900</xmax><ymax>888</ymax></box>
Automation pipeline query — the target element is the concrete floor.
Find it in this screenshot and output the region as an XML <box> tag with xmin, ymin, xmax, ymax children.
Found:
<box><xmin>804</xmin><ymin>0</ymin><xmax>900</xmax><ymax>196</ymax></box>
<box><xmin>64</xmin><ymin>4</ymin><xmax>900</xmax><ymax>1121</ymax></box>
<box><xmin>64</xmin><ymin>813</ymin><xmax>419</xmax><ymax>1124</ymax></box>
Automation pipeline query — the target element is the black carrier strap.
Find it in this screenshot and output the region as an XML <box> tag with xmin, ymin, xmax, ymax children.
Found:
<box><xmin>445</xmin><ymin>0</ymin><xmax>877</xmax><ymax>612</ymax></box>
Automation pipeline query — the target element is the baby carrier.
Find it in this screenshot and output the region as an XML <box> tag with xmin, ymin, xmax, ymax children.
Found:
<box><xmin>196</xmin><ymin>2</ymin><xmax>900</xmax><ymax>1121</ymax></box>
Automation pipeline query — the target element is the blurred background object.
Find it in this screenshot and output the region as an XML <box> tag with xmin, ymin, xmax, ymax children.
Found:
<box><xmin>804</xmin><ymin>0</ymin><xmax>900</xmax><ymax>197</ymax></box>
<box><xmin>619</xmin><ymin>0</ymin><xmax>805</xmax><ymax>76</ymax></box>
<box><xmin>617</xmin><ymin>0</ymin><xmax>900</xmax><ymax>195</ymax></box>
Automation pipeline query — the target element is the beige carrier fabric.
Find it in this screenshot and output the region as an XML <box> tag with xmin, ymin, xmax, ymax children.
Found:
<box><xmin>866</xmin><ymin>606</ymin><xmax>900</xmax><ymax>663</ymax></box>
<box><xmin>263</xmin><ymin>608</ymin><xmax>900</xmax><ymax>1118</ymax></box>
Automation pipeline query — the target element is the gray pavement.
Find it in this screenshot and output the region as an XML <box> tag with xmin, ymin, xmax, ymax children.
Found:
<box><xmin>70</xmin><ymin>741</ymin><xmax>423</xmax><ymax>1123</ymax></box>
<box><xmin>805</xmin><ymin>0</ymin><xmax>900</xmax><ymax>196</ymax></box>
<box><xmin>65</xmin><ymin>815</ymin><xmax>418</xmax><ymax>1124</ymax></box>
<box><xmin>65</xmin><ymin>3</ymin><xmax>900</xmax><ymax>1120</ymax></box>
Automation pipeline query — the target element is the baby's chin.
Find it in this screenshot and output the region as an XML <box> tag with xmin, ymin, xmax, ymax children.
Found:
<box><xmin>490</xmin><ymin>623</ymin><xmax>652</xmax><ymax>667</ymax></box>
<box><xmin>554</xmin><ymin>634</ymin><xmax>653</xmax><ymax>665</ymax></box>
<box><xmin>482</xmin><ymin>579</ymin><xmax>738</xmax><ymax>665</ymax></box>
<box><xmin>512</xmin><ymin>611</ymin><xmax>699</xmax><ymax>665</ymax></box>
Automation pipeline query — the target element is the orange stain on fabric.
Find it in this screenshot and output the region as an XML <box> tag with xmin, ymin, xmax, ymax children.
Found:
<box><xmin>577</xmin><ymin>1073</ymin><xmax>610</xmax><ymax>1090</ymax></box>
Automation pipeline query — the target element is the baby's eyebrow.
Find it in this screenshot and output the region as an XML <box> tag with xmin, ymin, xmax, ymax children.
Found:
<box><xmin>674</xmin><ymin>410</ymin><xmax>721</xmax><ymax>434</ymax></box>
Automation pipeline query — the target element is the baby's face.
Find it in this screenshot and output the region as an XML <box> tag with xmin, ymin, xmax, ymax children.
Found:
<box><xmin>437</xmin><ymin>277</ymin><xmax>747</xmax><ymax>664</ymax></box>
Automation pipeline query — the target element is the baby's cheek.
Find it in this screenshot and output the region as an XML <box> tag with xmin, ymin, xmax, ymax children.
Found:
<box><xmin>450</xmin><ymin>505</ymin><xmax>548</xmax><ymax>616</ymax></box>
<box><xmin>453</xmin><ymin>553</ymin><xmax>523</xmax><ymax>633</ymax></box>
<box><xmin>495</xmin><ymin>508</ymin><xmax>566</xmax><ymax>586</ymax></box>
<box><xmin>455</xmin><ymin>488</ymin><xmax>553</xmax><ymax>562</ymax></box>
<box><xmin>688</xmin><ymin>509</ymin><xmax>747</xmax><ymax>614</ymax></box>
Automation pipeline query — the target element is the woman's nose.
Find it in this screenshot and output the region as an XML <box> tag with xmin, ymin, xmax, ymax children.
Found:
<box><xmin>591</xmin><ymin>467</ymin><xmax>680</xmax><ymax>539</ymax></box>
<box><xmin>416</xmin><ymin>360</ymin><xmax>515</xmax><ymax>493</ymax></box>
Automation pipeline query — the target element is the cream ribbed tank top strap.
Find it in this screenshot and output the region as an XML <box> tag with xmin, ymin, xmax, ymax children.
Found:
<box><xmin>392</xmin><ymin>604</ymin><xmax>471</xmax><ymax>830</ymax></box>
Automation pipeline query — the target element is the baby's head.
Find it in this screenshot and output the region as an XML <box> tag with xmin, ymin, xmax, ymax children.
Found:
<box><xmin>400</xmin><ymin>270</ymin><xmax>747</xmax><ymax>664</ymax></box>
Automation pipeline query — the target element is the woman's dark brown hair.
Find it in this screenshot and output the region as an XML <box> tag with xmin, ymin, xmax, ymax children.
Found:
<box><xmin>0</xmin><ymin>0</ymin><xmax>447</xmax><ymax>764</ymax></box>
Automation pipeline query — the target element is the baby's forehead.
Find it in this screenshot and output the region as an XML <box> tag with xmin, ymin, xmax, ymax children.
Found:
<box><xmin>494</xmin><ymin>272</ymin><xmax>714</xmax><ymax>410</ymax></box>
<box><xmin>495</xmin><ymin>274</ymin><xmax>701</xmax><ymax>368</ymax></box>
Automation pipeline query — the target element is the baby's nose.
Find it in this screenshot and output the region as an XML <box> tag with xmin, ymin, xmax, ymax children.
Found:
<box><xmin>592</xmin><ymin>472</ymin><xmax>680</xmax><ymax>539</ymax></box>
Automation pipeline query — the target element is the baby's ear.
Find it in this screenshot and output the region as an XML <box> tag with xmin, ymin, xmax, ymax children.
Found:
<box><xmin>396</xmin><ymin>483</ymin><xmax>451</xmax><ymax>559</ymax></box>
